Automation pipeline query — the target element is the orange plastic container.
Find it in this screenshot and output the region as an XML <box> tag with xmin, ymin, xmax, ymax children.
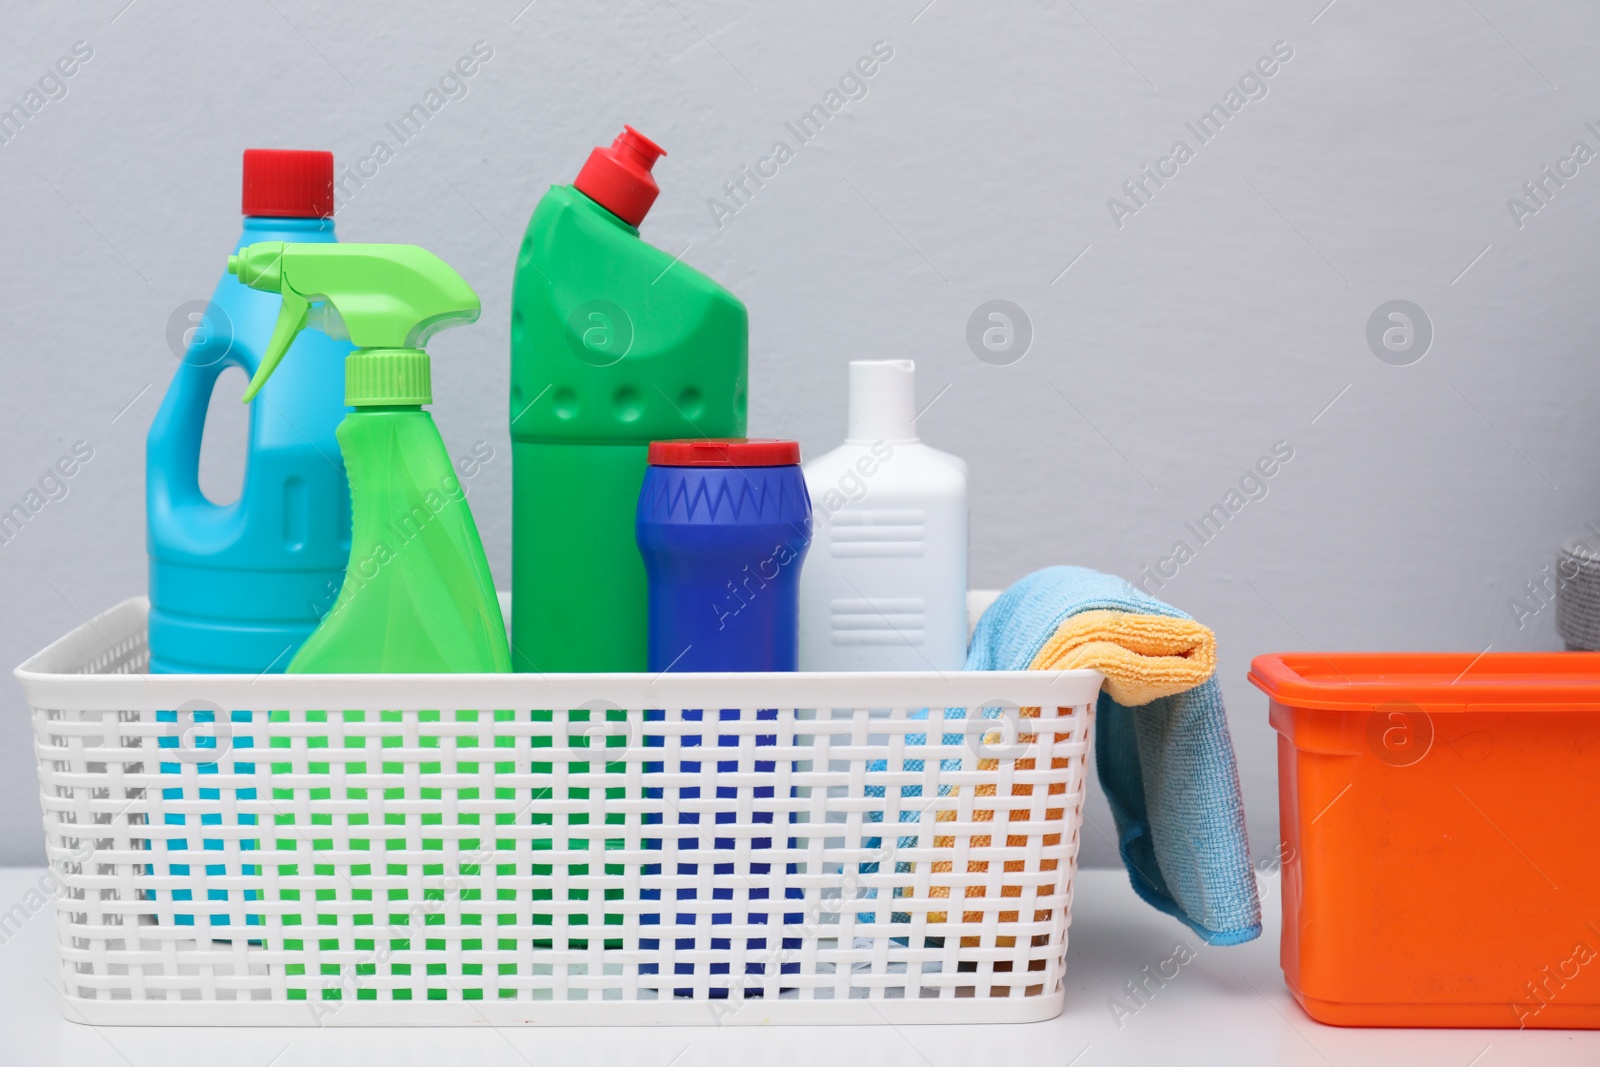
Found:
<box><xmin>1250</xmin><ymin>652</ymin><xmax>1600</xmax><ymax>1029</ymax></box>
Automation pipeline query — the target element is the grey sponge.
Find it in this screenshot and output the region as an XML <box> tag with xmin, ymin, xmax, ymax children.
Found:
<box><xmin>1555</xmin><ymin>535</ymin><xmax>1600</xmax><ymax>651</ymax></box>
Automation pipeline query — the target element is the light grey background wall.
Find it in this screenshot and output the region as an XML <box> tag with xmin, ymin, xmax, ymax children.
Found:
<box><xmin>2</xmin><ymin>0</ymin><xmax>1597</xmax><ymax>866</ymax></box>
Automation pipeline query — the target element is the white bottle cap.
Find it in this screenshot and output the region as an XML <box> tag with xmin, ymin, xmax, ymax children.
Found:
<box><xmin>847</xmin><ymin>359</ymin><xmax>919</xmax><ymax>443</ymax></box>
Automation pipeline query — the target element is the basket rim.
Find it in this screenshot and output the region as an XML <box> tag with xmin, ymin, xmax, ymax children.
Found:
<box><xmin>15</xmin><ymin>596</ymin><xmax>1105</xmax><ymax>710</ymax></box>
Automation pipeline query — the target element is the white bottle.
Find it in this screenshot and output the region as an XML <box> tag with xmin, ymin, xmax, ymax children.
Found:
<box><xmin>800</xmin><ymin>360</ymin><xmax>968</xmax><ymax>671</ymax></box>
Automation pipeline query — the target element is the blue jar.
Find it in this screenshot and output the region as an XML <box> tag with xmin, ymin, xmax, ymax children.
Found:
<box><xmin>636</xmin><ymin>438</ymin><xmax>810</xmax><ymax>996</ymax></box>
<box><xmin>636</xmin><ymin>438</ymin><xmax>812</xmax><ymax>670</ymax></box>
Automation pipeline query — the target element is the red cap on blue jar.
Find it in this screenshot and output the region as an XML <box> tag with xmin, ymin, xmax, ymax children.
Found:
<box><xmin>648</xmin><ymin>438</ymin><xmax>800</xmax><ymax>467</ymax></box>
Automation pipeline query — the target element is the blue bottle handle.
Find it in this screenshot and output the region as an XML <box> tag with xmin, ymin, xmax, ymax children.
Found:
<box><xmin>146</xmin><ymin>312</ymin><xmax>257</xmax><ymax>558</ymax></box>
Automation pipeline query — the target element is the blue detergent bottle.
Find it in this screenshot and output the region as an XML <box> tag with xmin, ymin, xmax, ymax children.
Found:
<box><xmin>147</xmin><ymin>149</ymin><xmax>351</xmax><ymax>674</ymax></box>
<box><xmin>635</xmin><ymin>438</ymin><xmax>811</xmax><ymax>996</ymax></box>
<box><xmin>146</xmin><ymin>149</ymin><xmax>349</xmax><ymax>931</ymax></box>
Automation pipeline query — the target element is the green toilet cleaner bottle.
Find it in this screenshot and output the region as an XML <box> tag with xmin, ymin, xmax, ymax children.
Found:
<box><xmin>230</xmin><ymin>242</ymin><xmax>511</xmax><ymax>673</ymax></box>
<box><xmin>510</xmin><ymin>127</ymin><xmax>749</xmax><ymax>673</ymax></box>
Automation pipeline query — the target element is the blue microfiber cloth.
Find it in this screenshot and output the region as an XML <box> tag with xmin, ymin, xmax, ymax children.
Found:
<box><xmin>966</xmin><ymin>565</ymin><xmax>1261</xmax><ymax>945</ymax></box>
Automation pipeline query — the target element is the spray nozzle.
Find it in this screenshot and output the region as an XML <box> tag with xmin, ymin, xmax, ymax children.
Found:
<box><xmin>231</xmin><ymin>242</ymin><xmax>480</xmax><ymax>407</ymax></box>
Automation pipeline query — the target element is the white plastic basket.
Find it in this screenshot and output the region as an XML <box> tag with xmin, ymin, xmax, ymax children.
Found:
<box><xmin>14</xmin><ymin>597</ymin><xmax>1101</xmax><ymax>1026</ymax></box>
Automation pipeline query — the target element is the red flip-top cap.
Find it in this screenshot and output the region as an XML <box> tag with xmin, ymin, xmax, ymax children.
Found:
<box><xmin>242</xmin><ymin>149</ymin><xmax>334</xmax><ymax>218</ymax></box>
<box><xmin>649</xmin><ymin>438</ymin><xmax>800</xmax><ymax>468</ymax></box>
<box><xmin>573</xmin><ymin>126</ymin><xmax>666</xmax><ymax>227</ymax></box>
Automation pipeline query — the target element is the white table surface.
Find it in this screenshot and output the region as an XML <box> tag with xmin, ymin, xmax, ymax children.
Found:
<box><xmin>1</xmin><ymin>865</ymin><xmax>1594</xmax><ymax>1066</ymax></box>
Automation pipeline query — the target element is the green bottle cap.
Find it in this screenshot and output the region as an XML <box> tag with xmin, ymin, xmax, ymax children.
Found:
<box><xmin>344</xmin><ymin>349</ymin><xmax>431</xmax><ymax>406</ymax></box>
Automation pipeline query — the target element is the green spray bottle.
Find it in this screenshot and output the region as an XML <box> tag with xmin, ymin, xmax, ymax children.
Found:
<box><xmin>510</xmin><ymin>127</ymin><xmax>749</xmax><ymax>673</ymax></box>
<box><xmin>231</xmin><ymin>242</ymin><xmax>511</xmax><ymax>673</ymax></box>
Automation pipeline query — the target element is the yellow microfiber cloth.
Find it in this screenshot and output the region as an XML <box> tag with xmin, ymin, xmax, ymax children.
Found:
<box><xmin>1025</xmin><ymin>608</ymin><xmax>1215</xmax><ymax>706</ymax></box>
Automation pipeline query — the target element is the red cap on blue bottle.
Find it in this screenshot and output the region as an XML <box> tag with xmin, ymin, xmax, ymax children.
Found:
<box><xmin>648</xmin><ymin>439</ymin><xmax>800</xmax><ymax>468</ymax></box>
<box><xmin>242</xmin><ymin>149</ymin><xmax>334</xmax><ymax>218</ymax></box>
<box><xmin>573</xmin><ymin>126</ymin><xmax>666</xmax><ymax>227</ymax></box>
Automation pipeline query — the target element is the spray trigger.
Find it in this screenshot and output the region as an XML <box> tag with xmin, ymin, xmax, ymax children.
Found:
<box><xmin>243</xmin><ymin>289</ymin><xmax>309</xmax><ymax>403</ymax></box>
